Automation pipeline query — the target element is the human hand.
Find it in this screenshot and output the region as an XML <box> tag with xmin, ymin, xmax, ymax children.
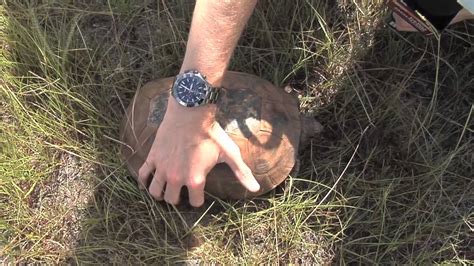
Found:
<box><xmin>138</xmin><ymin>99</ymin><xmax>260</xmax><ymax>207</ymax></box>
<box><xmin>138</xmin><ymin>0</ymin><xmax>259</xmax><ymax>207</ymax></box>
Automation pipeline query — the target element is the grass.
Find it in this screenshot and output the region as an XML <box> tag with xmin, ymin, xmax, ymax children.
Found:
<box><xmin>1</xmin><ymin>0</ymin><xmax>473</xmax><ymax>264</ymax></box>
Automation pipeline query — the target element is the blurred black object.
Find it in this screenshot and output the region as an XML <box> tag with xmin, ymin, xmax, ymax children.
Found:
<box><xmin>403</xmin><ymin>0</ymin><xmax>462</xmax><ymax>31</ymax></box>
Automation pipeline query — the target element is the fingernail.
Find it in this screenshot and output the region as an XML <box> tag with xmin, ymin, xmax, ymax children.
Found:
<box><xmin>249</xmin><ymin>178</ymin><xmax>260</xmax><ymax>192</ymax></box>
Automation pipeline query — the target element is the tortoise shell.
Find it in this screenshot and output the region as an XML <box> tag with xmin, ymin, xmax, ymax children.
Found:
<box><xmin>120</xmin><ymin>71</ymin><xmax>301</xmax><ymax>199</ymax></box>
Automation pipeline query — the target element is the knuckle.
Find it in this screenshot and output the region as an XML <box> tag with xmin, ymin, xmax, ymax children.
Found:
<box><xmin>146</xmin><ymin>150</ymin><xmax>155</xmax><ymax>159</ymax></box>
<box><xmin>187</xmin><ymin>178</ymin><xmax>204</xmax><ymax>189</ymax></box>
<box><xmin>166</xmin><ymin>176</ymin><xmax>181</xmax><ymax>186</ymax></box>
<box><xmin>149</xmin><ymin>188</ymin><xmax>162</xmax><ymax>200</ymax></box>
<box><xmin>165</xmin><ymin>168</ymin><xmax>176</xmax><ymax>177</ymax></box>
<box><xmin>148</xmin><ymin>179</ymin><xmax>164</xmax><ymax>199</ymax></box>
<box><xmin>138</xmin><ymin>167</ymin><xmax>150</xmax><ymax>180</ymax></box>
<box><xmin>149</xmin><ymin>152</ymin><xmax>162</xmax><ymax>163</ymax></box>
<box><xmin>151</xmin><ymin>175</ymin><xmax>164</xmax><ymax>187</ymax></box>
<box><xmin>138</xmin><ymin>166</ymin><xmax>146</xmax><ymax>177</ymax></box>
<box><xmin>146</xmin><ymin>156</ymin><xmax>155</xmax><ymax>164</ymax></box>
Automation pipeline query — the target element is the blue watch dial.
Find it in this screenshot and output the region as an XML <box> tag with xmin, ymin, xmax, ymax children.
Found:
<box><xmin>176</xmin><ymin>77</ymin><xmax>207</xmax><ymax>105</ymax></box>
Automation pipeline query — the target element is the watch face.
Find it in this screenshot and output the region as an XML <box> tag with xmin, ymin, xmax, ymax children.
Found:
<box><xmin>175</xmin><ymin>76</ymin><xmax>207</xmax><ymax>106</ymax></box>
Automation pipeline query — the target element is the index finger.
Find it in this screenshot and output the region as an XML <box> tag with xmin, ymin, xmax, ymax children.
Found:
<box><xmin>215</xmin><ymin>127</ymin><xmax>260</xmax><ymax>192</ymax></box>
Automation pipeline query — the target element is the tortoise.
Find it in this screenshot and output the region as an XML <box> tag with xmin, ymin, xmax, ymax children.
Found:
<box><xmin>120</xmin><ymin>71</ymin><xmax>322</xmax><ymax>200</ymax></box>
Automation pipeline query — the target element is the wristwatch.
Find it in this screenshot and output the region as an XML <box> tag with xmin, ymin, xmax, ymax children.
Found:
<box><xmin>171</xmin><ymin>70</ymin><xmax>221</xmax><ymax>107</ymax></box>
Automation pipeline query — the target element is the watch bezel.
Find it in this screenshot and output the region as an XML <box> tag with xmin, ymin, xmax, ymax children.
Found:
<box><xmin>171</xmin><ymin>70</ymin><xmax>212</xmax><ymax>107</ymax></box>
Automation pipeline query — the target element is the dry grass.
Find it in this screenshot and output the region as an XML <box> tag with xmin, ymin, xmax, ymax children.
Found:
<box><xmin>1</xmin><ymin>0</ymin><xmax>473</xmax><ymax>264</ymax></box>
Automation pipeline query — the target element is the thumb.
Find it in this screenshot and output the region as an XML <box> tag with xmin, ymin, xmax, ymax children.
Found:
<box><xmin>215</xmin><ymin>125</ymin><xmax>260</xmax><ymax>192</ymax></box>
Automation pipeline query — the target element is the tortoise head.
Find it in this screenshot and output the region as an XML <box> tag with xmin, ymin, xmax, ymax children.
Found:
<box><xmin>299</xmin><ymin>115</ymin><xmax>323</xmax><ymax>149</ymax></box>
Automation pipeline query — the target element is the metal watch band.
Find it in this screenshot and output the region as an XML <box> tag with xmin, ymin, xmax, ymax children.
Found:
<box><xmin>204</xmin><ymin>86</ymin><xmax>221</xmax><ymax>104</ymax></box>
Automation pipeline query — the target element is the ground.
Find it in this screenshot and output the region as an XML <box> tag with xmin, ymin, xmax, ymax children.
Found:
<box><xmin>1</xmin><ymin>0</ymin><xmax>473</xmax><ymax>264</ymax></box>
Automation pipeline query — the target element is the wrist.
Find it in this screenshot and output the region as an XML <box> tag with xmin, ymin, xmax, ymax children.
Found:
<box><xmin>179</xmin><ymin>64</ymin><xmax>226</xmax><ymax>87</ymax></box>
<box><xmin>180</xmin><ymin>42</ymin><xmax>227</xmax><ymax>87</ymax></box>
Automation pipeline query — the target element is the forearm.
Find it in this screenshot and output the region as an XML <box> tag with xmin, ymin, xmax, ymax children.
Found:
<box><xmin>180</xmin><ymin>0</ymin><xmax>258</xmax><ymax>85</ymax></box>
<box><xmin>166</xmin><ymin>0</ymin><xmax>257</xmax><ymax>119</ymax></box>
